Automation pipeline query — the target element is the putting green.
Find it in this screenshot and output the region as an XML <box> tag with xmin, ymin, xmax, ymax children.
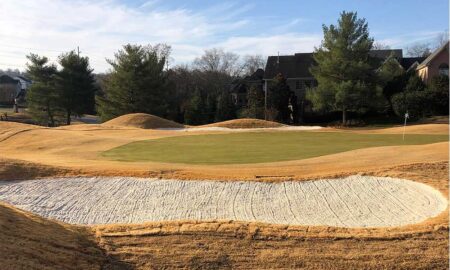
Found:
<box><xmin>101</xmin><ymin>131</ymin><xmax>448</xmax><ymax>164</ymax></box>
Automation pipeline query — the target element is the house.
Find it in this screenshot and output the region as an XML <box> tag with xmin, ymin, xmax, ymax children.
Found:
<box><xmin>262</xmin><ymin>49</ymin><xmax>412</xmax><ymax>121</ymax></box>
<box><xmin>263</xmin><ymin>50</ymin><xmax>406</xmax><ymax>101</ymax></box>
<box><xmin>0</xmin><ymin>74</ymin><xmax>31</xmax><ymax>105</ymax></box>
<box><xmin>416</xmin><ymin>41</ymin><xmax>449</xmax><ymax>84</ymax></box>
<box><xmin>230</xmin><ymin>68</ymin><xmax>264</xmax><ymax>107</ymax></box>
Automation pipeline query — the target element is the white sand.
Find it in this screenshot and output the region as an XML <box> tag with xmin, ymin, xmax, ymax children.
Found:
<box><xmin>0</xmin><ymin>175</ymin><xmax>446</xmax><ymax>227</ymax></box>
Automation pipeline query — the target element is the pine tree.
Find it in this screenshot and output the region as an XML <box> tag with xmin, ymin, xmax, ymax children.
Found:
<box><xmin>378</xmin><ymin>54</ymin><xmax>407</xmax><ymax>114</ymax></box>
<box><xmin>268</xmin><ymin>74</ymin><xmax>291</xmax><ymax>122</ymax></box>
<box><xmin>57</xmin><ymin>51</ymin><xmax>97</xmax><ymax>125</ymax></box>
<box><xmin>96</xmin><ymin>44</ymin><xmax>170</xmax><ymax>122</ymax></box>
<box><xmin>308</xmin><ymin>11</ymin><xmax>382</xmax><ymax>125</ymax></box>
<box><xmin>184</xmin><ymin>89</ymin><xmax>206</xmax><ymax>125</ymax></box>
<box><xmin>25</xmin><ymin>54</ymin><xmax>60</xmax><ymax>126</ymax></box>
<box><xmin>215</xmin><ymin>91</ymin><xmax>236</xmax><ymax>122</ymax></box>
<box><xmin>246</xmin><ymin>85</ymin><xmax>265</xmax><ymax>119</ymax></box>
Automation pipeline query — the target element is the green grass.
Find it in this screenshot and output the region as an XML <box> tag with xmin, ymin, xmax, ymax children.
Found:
<box><xmin>101</xmin><ymin>131</ymin><xmax>449</xmax><ymax>165</ymax></box>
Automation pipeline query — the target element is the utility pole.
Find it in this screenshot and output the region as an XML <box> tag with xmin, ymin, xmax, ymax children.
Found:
<box><xmin>77</xmin><ymin>46</ymin><xmax>80</xmax><ymax>57</ymax></box>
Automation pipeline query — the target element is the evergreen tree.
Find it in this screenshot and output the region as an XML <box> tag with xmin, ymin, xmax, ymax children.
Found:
<box><xmin>184</xmin><ymin>89</ymin><xmax>206</xmax><ymax>125</ymax></box>
<box><xmin>96</xmin><ymin>44</ymin><xmax>170</xmax><ymax>121</ymax></box>
<box><xmin>25</xmin><ymin>54</ymin><xmax>60</xmax><ymax>126</ymax></box>
<box><xmin>205</xmin><ymin>92</ymin><xmax>217</xmax><ymax>122</ymax></box>
<box><xmin>245</xmin><ymin>85</ymin><xmax>264</xmax><ymax>119</ymax></box>
<box><xmin>426</xmin><ymin>75</ymin><xmax>449</xmax><ymax>115</ymax></box>
<box><xmin>268</xmin><ymin>74</ymin><xmax>291</xmax><ymax>122</ymax></box>
<box><xmin>215</xmin><ymin>91</ymin><xmax>236</xmax><ymax>122</ymax></box>
<box><xmin>377</xmin><ymin>53</ymin><xmax>406</xmax><ymax>113</ymax></box>
<box><xmin>308</xmin><ymin>11</ymin><xmax>383</xmax><ymax>125</ymax></box>
<box><xmin>57</xmin><ymin>51</ymin><xmax>97</xmax><ymax>125</ymax></box>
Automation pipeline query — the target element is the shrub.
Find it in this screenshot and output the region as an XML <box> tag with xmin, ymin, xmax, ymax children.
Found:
<box><xmin>426</xmin><ymin>75</ymin><xmax>449</xmax><ymax>115</ymax></box>
<box><xmin>391</xmin><ymin>91</ymin><xmax>429</xmax><ymax>120</ymax></box>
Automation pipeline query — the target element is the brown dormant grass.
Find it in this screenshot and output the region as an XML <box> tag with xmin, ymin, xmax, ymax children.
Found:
<box><xmin>0</xmin><ymin>121</ymin><xmax>448</xmax><ymax>269</ymax></box>
<box><xmin>1</xmin><ymin>161</ymin><xmax>446</xmax><ymax>269</ymax></box>
<box><xmin>200</xmin><ymin>118</ymin><xmax>285</xmax><ymax>129</ymax></box>
<box><xmin>102</xmin><ymin>113</ymin><xmax>184</xmax><ymax>129</ymax></box>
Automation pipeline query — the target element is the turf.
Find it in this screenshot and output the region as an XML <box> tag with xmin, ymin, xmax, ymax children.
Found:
<box><xmin>101</xmin><ymin>131</ymin><xmax>449</xmax><ymax>164</ymax></box>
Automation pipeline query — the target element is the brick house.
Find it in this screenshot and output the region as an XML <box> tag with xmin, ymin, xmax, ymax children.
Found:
<box><xmin>416</xmin><ymin>41</ymin><xmax>449</xmax><ymax>84</ymax></box>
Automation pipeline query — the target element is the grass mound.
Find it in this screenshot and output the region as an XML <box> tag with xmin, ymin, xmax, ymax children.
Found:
<box><xmin>201</xmin><ymin>118</ymin><xmax>285</xmax><ymax>129</ymax></box>
<box><xmin>103</xmin><ymin>113</ymin><xmax>184</xmax><ymax>129</ymax></box>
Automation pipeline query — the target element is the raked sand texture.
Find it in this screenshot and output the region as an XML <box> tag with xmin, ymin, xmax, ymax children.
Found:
<box><xmin>0</xmin><ymin>176</ymin><xmax>446</xmax><ymax>227</ymax></box>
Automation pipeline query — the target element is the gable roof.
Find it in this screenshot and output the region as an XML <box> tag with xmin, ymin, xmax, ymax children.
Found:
<box><xmin>400</xmin><ymin>57</ymin><xmax>426</xmax><ymax>70</ymax></box>
<box><xmin>263</xmin><ymin>53</ymin><xmax>315</xmax><ymax>80</ymax></box>
<box><xmin>417</xmin><ymin>41</ymin><xmax>449</xmax><ymax>69</ymax></box>
<box><xmin>0</xmin><ymin>74</ymin><xmax>20</xmax><ymax>84</ymax></box>
<box><xmin>14</xmin><ymin>75</ymin><xmax>32</xmax><ymax>83</ymax></box>
<box><xmin>263</xmin><ymin>49</ymin><xmax>404</xmax><ymax>80</ymax></box>
<box><xmin>369</xmin><ymin>49</ymin><xmax>403</xmax><ymax>59</ymax></box>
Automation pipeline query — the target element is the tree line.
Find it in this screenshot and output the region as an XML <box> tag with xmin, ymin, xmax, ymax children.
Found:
<box><xmin>24</xmin><ymin>11</ymin><xmax>448</xmax><ymax>127</ymax></box>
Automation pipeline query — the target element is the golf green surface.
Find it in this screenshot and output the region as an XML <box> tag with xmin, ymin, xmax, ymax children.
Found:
<box><xmin>102</xmin><ymin>131</ymin><xmax>448</xmax><ymax>164</ymax></box>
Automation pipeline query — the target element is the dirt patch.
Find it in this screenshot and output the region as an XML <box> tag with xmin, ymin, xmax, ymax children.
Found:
<box><xmin>103</xmin><ymin>113</ymin><xmax>184</xmax><ymax>129</ymax></box>
<box><xmin>200</xmin><ymin>118</ymin><xmax>285</xmax><ymax>129</ymax></box>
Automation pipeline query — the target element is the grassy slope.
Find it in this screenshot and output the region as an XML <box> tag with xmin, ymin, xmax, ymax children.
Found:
<box><xmin>0</xmin><ymin>202</ymin><xmax>110</xmax><ymax>270</ymax></box>
<box><xmin>102</xmin><ymin>131</ymin><xmax>449</xmax><ymax>164</ymax></box>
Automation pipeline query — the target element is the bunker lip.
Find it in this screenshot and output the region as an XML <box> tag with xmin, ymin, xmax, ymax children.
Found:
<box><xmin>0</xmin><ymin>176</ymin><xmax>447</xmax><ymax>228</ymax></box>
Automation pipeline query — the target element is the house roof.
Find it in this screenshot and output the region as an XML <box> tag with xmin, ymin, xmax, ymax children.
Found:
<box><xmin>369</xmin><ymin>49</ymin><xmax>403</xmax><ymax>59</ymax></box>
<box><xmin>263</xmin><ymin>49</ymin><xmax>404</xmax><ymax>80</ymax></box>
<box><xmin>0</xmin><ymin>74</ymin><xmax>20</xmax><ymax>84</ymax></box>
<box><xmin>400</xmin><ymin>57</ymin><xmax>426</xmax><ymax>70</ymax></box>
<box><xmin>417</xmin><ymin>41</ymin><xmax>449</xmax><ymax>69</ymax></box>
<box><xmin>14</xmin><ymin>75</ymin><xmax>32</xmax><ymax>83</ymax></box>
<box><xmin>264</xmin><ymin>53</ymin><xmax>315</xmax><ymax>80</ymax></box>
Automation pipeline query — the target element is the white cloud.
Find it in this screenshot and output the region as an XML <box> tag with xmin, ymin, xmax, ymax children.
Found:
<box><xmin>214</xmin><ymin>33</ymin><xmax>322</xmax><ymax>56</ymax></box>
<box><xmin>2</xmin><ymin>0</ymin><xmax>440</xmax><ymax>73</ymax></box>
<box><xmin>0</xmin><ymin>0</ymin><xmax>323</xmax><ymax>72</ymax></box>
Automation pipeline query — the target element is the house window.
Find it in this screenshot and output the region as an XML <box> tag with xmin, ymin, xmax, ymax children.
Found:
<box><xmin>304</xmin><ymin>81</ymin><xmax>312</xmax><ymax>88</ymax></box>
<box><xmin>438</xmin><ymin>63</ymin><xmax>449</xmax><ymax>76</ymax></box>
<box><xmin>295</xmin><ymin>80</ymin><xmax>301</xmax><ymax>89</ymax></box>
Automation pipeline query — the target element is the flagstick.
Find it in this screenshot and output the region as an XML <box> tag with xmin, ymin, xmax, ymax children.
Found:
<box><xmin>402</xmin><ymin>112</ymin><xmax>409</xmax><ymax>141</ymax></box>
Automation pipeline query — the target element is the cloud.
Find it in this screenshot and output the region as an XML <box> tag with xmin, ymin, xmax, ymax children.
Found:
<box><xmin>0</xmin><ymin>0</ymin><xmax>322</xmax><ymax>72</ymax></box>
<box><xmin>214</xmin><ymin>33</ymin><xmax>322</xmax><ymax>56</ymax></box>
<box><xmin>0</xmin><ymin>0</ymin><xmax>254</xmax><ymax>72</ymax></box>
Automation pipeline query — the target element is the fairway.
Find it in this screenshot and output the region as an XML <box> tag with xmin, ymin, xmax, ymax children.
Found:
<box><xmin>101</xmin><ymin>131</ymin><xmax>449</xmax><ymax>164</ymax></box>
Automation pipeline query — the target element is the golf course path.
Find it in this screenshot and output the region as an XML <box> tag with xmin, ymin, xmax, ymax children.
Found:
<box><xmin>0</xmin><ymin>176</ymin><xmax>446</xmax><ymax>228</ymax></box>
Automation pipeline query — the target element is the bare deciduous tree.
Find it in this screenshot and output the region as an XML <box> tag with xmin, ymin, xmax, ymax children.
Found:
<box><xmin>242</xmin><ymin>55</ymin><xmax>265</xmax><ymax>76</ymax></box>
<box><xmin>435</xmin><ymin>30</ymin><xmax>449</xmax><ymax>49</ymax></box>
<box><xmin>372</xmin><ymin>42</ymin><xmax>391</xmax><ymax>50</ymax></box>
<box><xmin>193</xmin><ymin>48</ymin><xmax>242</xmax><ymax>77</ymax></box>
<box><xmin>406</xmin><ymin>43</ymin><xmax>432</xmax><ymax>57</ymax></box>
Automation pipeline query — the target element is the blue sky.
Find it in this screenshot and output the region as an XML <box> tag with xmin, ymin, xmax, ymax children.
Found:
<box><xmin>0</xmin><ymin>0</ymin><xmax>448</xmax><ymax>72</ymax></box>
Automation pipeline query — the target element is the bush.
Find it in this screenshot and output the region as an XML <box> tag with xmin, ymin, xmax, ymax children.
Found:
<box><xmin>426</xmin><ymin>75</ymin><xmax>449</xmax><ymax>115</ymax></box>
<box><xmin>391</xmin><ymin>91</ymin><xmax>429</xmax><ymax>120</ymax></box>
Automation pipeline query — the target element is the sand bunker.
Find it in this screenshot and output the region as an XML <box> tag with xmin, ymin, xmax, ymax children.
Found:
<box><xmin>0</xmin><ymin>176</ymin><xmax>446</xmax><ymax>228</ymax></box>
<box><xmin>103</xmin><ymin>113</ymin><xmax>184</xmax><ymax>129</ymax></box>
